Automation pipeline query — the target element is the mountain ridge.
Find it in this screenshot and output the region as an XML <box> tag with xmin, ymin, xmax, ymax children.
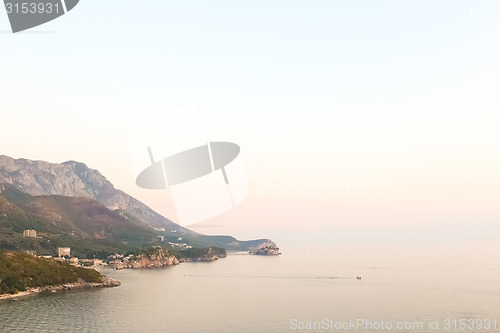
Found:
<box><xmin>0</xmin><ymin>155</ymin><xmax>180</xmax><ymax>231</ymax></box>
<box><xmin>0</xmin><ymin>155</ymin><xmax>274</xmax><ymax>253</ymax></box>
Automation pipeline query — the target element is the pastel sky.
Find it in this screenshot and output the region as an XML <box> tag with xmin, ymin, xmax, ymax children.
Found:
<box><xmin>1</xmin><ymin>0</ymin><xmax>499</xmax><ymax>242</ymax></box>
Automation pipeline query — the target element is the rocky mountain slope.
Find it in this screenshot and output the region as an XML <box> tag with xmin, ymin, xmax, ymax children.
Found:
<box><xmin>0</xmin><ymin>155</ymin><xmax>177</xmax><ymax>230</ymax></box>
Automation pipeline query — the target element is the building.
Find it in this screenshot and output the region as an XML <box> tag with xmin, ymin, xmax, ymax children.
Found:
<box><xmin>92</xmin><ymin>259</ymin><xmax>103</xmax><ymax>266</ymax></box>
<box><xmin>79</xmin><ymin>259</ymin><xmax>104</xmax><ymax>267</ymax></box>
<box><xmin>23</xmin><ymin>229</ymin><xmax>37</xmax><ymax>238</ymax></box>
<box><xmin>57</xmin><ymin>247</ymin><xmax>71</xmax><ymax>257</ymax></box>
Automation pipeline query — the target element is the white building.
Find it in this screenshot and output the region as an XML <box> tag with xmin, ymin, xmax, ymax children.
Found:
<box><xmin>57</xmin><ymin>247</ymin><xmax>71</xmax><ymax>257</ymax></box>
<box><xmin>23</xmin><ymin>230</ymin><xmax>37</xmax><ymax>238</ymax></box>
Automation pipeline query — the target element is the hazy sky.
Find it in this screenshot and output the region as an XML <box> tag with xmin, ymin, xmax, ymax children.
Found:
<box><xmin>1</xmin><ymin>0</ymin><xmax>499</xmax><ymax>241</ymax></box>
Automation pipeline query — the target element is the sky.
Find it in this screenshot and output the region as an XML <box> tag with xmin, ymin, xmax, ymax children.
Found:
<box><xmin>0</xmin><ymin>0</ymin><xmax>499</xmax><ymax>243</ymax></box>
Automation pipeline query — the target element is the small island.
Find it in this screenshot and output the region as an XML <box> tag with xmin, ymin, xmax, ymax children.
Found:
<box><xmin>249</xmin><ymin>242</ymin><xmax>281</xmax><ymax>256</ymax></box>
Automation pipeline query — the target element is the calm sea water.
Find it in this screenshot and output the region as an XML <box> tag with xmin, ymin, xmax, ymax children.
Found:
<box><xmin>1</xmin><ymin>242</ymin><xmax>500</xmax><ymax>333</ymax></box>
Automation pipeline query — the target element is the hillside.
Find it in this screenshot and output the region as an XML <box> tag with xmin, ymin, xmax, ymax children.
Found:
<box><xmin>0</xmin><ymin>155</ymin><xmax>179</xmax><ymax>230</ymax></box>
<box><xmin>0</xmin><ymin>185</ymin><xmax>162</xmax><ymax>258</ymax></box>
<box><xmin>0</xmin><ymin>251</ymin><xmax>103</xmax><ymax>295</ymax></box>
<box><xmin>1</xmin><ymin>184</ymin><xmax>158</xmax><ymax>240</ymax></box>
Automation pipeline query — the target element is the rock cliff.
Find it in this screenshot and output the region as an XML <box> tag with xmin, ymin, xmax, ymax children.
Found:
<box><xmin>114</xmin><ymin>248</ymin><xmax>180</xmax><ymax>270</ymax></box>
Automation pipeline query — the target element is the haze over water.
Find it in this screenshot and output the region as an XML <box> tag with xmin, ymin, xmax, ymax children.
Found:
<box><xmin>1</xmin><ymin>0</ymin><xmax>499</xmax><ymax>332</ymax></box>
<box><xmin>2</xmin><ymin>232</ymin><xmax>499</xmax><ymax>333</ymax></box>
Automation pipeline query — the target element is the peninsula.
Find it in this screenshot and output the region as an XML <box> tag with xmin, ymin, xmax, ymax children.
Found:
<box><xmin>0</xmin><ymin>251</ymin><xmax>120</xmax><ymax>300</ymax></box>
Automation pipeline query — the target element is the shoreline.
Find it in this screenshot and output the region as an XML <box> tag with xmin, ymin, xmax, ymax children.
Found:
<box><xmin>0</xmin><ymin>276</ymin><xmax>121</xmax><ymax>301</ymax></box>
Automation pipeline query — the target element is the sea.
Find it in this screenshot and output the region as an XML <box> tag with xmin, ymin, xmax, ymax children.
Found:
<box><xmin>1</xmin><ymin>231</ymin><xmax>499</xmax><ymax>333</ymax></box>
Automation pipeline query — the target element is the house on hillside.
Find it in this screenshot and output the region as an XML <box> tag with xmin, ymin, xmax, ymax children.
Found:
<box><xmin>57</xmin><ymin>247</ymin><xmax>71</xmax><ymax>257</ymax></box>
<box><xmin>23</xmin><ymin>230</ymin><xmax>37</xmax><ymax>238</ymax></box>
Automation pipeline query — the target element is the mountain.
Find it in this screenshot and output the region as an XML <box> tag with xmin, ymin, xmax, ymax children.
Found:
<box><xmin>0</xmin><ymin>155</ymin><xmax>177</xmax><ymax>230</ymax></box>
<box><xmin>0</xmin><ymin>155</ymin><xmax>273</xmax><ymax>253</ymax></box>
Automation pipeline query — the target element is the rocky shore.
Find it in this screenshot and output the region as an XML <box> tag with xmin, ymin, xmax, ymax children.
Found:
<box><xmin>113</xmin><ymin>247</ymin><xmax>224</xmax><ymax>270</ymax></box>
<box><xmin>0</xmin><ymin>276</ymin><xmax>121</xmax><ymax>301</ymax></box>
<box><xmin>114</xmin><ymin>249</ymin><xmax>179</xmax><ymax>270</ymax></box>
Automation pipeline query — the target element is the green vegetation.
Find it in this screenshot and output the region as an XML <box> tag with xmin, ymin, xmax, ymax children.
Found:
<box><xmin>133</xmin><ymin>246</ymin><xmax>175</xmax><ymax>257</ymax></box>
<box><xmin>0</xmin><ymin>185</ymin><xmax>164</xmax><ymax>259</ymax></box>
<box><xmin>174</xmin><ymin>246</ymin><xmax>226</xmax><ymax>260</ymax></box>
<box><xmin>162</xmin><ymin>232</ymin><xmax>270</xmax><ymax>251</ymax></box>
<box><xmin>0</xmin><ymin>210</ymin><xmax>158</xmax><ymax>259</ymax></box>
<box><xmin>124</xmin><ymin>246</ymin><xmax>226</xmax><ymax>261</ymax></box>
<box><xmin>0</xmin><ymin>251</ymin><xmax>103</xmax><ymax>295</ymax></box>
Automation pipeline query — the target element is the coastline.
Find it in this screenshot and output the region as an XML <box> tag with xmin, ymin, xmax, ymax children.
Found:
<box><xmin>0</xmin><ymin>276</ymin><xmax>121</xmax><ymax>301</ymax></box>
<box><xmin>112</xmin><ymin>247</ymin><xmax>224</xmax><ymax>270</ymax></box>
